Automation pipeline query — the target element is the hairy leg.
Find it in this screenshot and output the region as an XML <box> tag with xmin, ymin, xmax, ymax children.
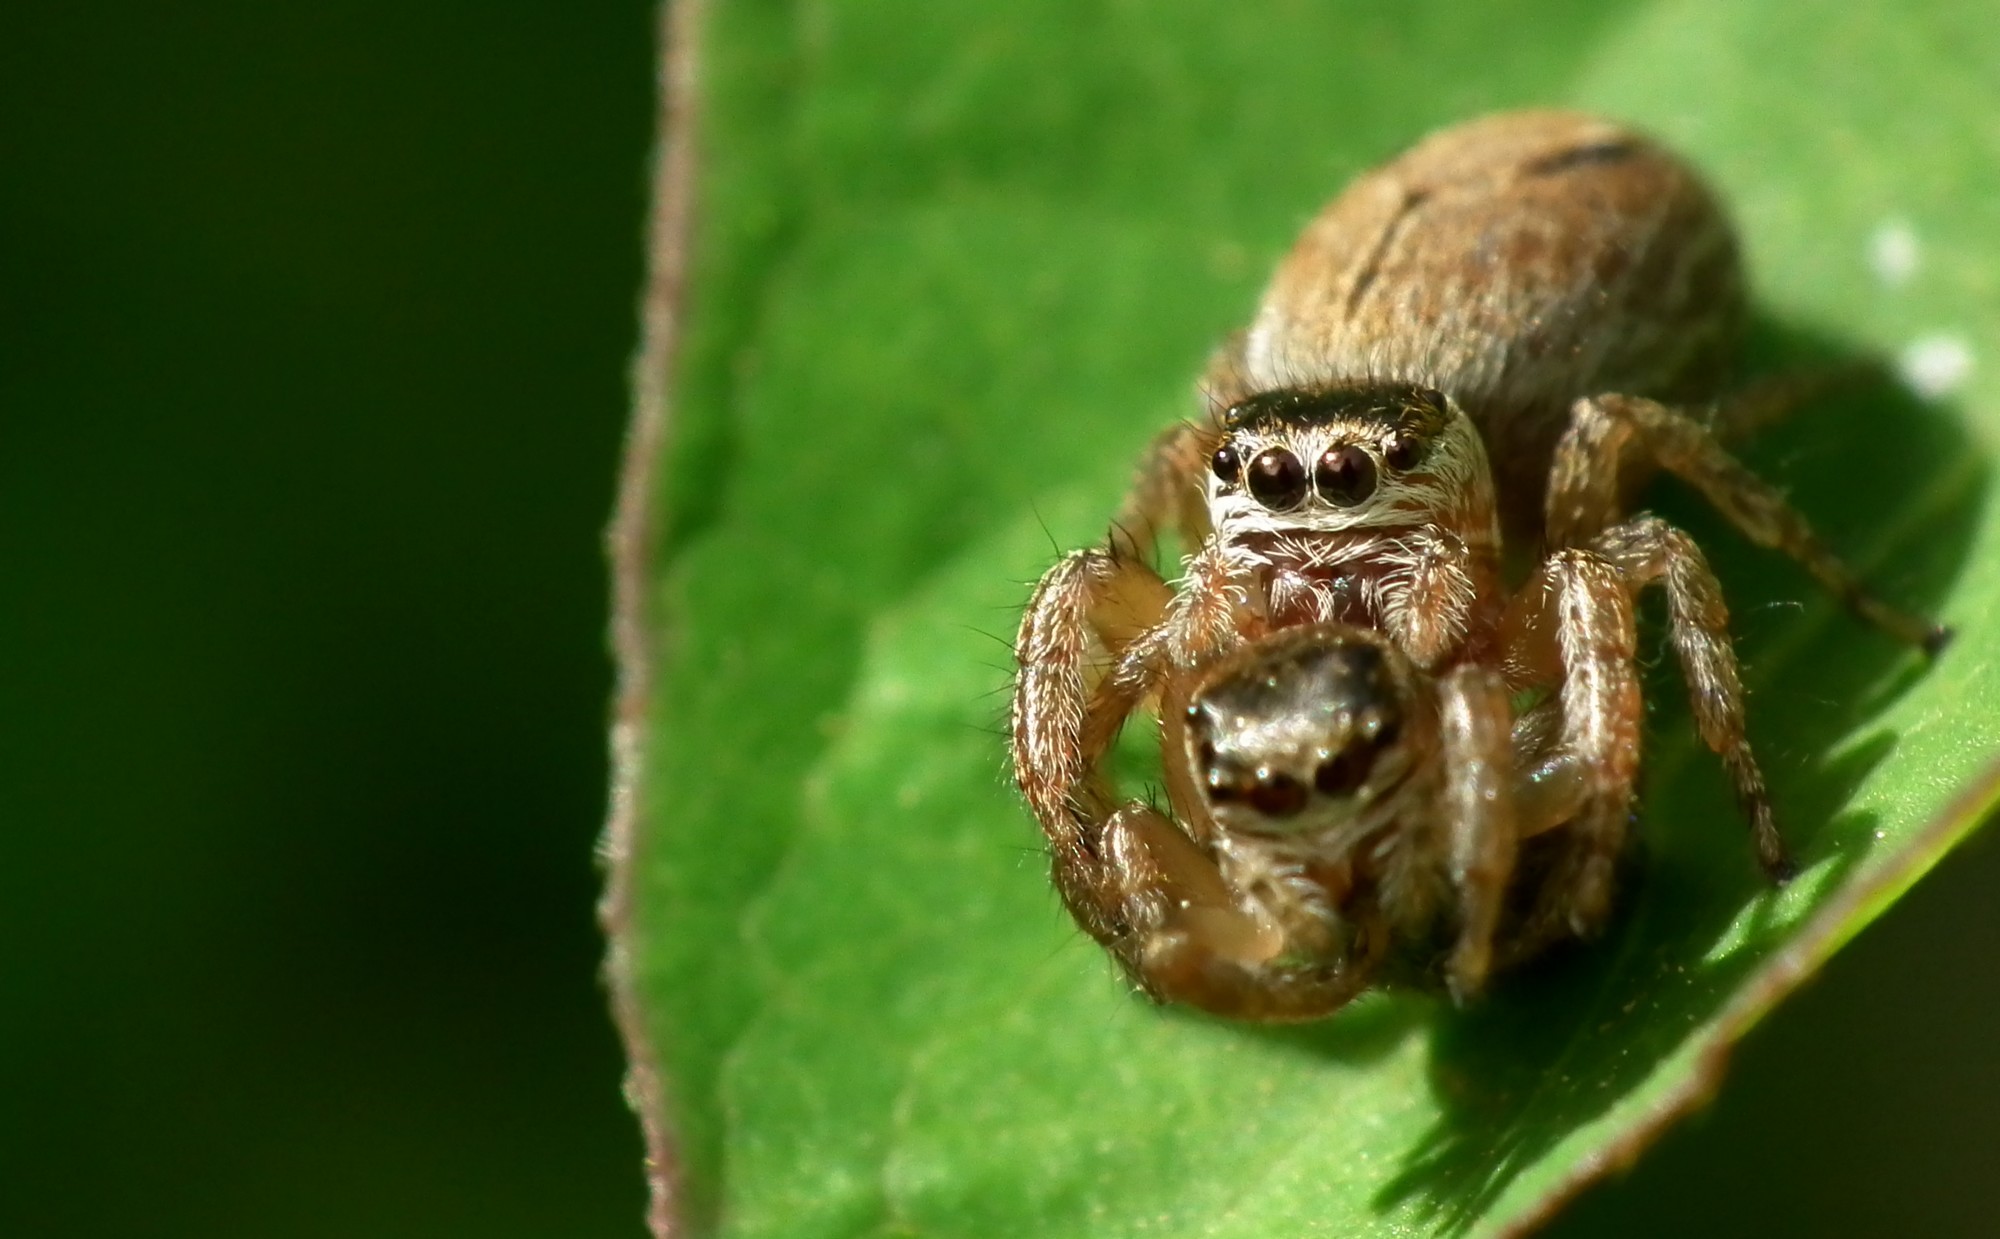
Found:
<box><xmin>1374</xmin><ymin>524</ymin><xmax>1500</xmax><ymax>670</ymax></box>
<box><xmin>1110</xmin><ymin>418</ymin><xmax>1218</xmax><ymax>566</ymax></box>
<box><xmin>1706</xmin><ymin>363</ymin><xmax>1886</xmax><ymax>444</ymax></box>
<box><xmin>1097</xmin><ymin>804</ymin><xmax>1381</xmax><ymax>1020</ymax></box>
<box><xmin>1436</xmin><ymin>663</ymin><xmax>1518</xmax><ymax>999</ymax></box>
<box><xmin>1011</xmin><ymin>547</ymin><xmax>1173</xmax><ymax>938</ymax></box>
<box><xmin>1099</xmin><ymin>328</ymin><xmax>1267</xmax><ymax>567</ymax></box>
<box><xmin>1015</xmin><ymin>528</ymin><xmax>1255</xmax><ymax>930</ymax></box>
<box><xmin>1546</xmin><ymin>392</ymin><xmax>1947</xmax><ymax>653</ymax></box>
<box><xmin>1502</xmin><ymin>548</ymin><xmax>1642</xmax><ymax>938</ymax></box>
<box><xmin>1593</xmin><ymin>514</ymin><xmax>1791</xmax><ymax>880</ymax></box>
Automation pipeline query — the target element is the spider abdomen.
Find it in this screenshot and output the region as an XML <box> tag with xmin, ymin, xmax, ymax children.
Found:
<box><xmin>1241</xmin><ymin>110</ymin><xmax>1745</xmax><ymax>540</ymax></box>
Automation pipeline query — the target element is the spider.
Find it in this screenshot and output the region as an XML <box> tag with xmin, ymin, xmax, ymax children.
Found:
<box><xmin>1010</xmin><ymin>110</ymin><xmax>1947</xmax><ymax>1015</ymax></box>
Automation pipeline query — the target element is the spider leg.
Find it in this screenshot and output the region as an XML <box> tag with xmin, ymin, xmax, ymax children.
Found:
<box><xmin>1011</xmin><ymin>547</ymin><xmax>1174</xmax><ymax>940</ymax></box>
<box><xmin>1017</xmin><ymin>535</ymin><xmax>1370</xmax><ymax>1018</ymax></box>
<box><xmin>1502</xmin><ymin>548</ymin><xmax>1641</xmax><ymax>939</ymax></box>
<box><xmin>1101</xmin><ymin>330</ymin><xmax>1264</xmax><ymax>567</ymax></box>
<box><xmin>1110</xmin><ymin>419</ymin><xmax>1219</xmax><ymax>566</ymax></box>
<box><xmin>1096</xmin><ymin>803</ymin><xmax>1381</xmax><ymax>1021</ymax></box>
<box><xmin>1705</xmin><ymin>363</ymin><xmax>1885</xmax><ymax>444</ymax></box>
<box><xmin>1436</xmin><ymin>663</ymin><xmax>1517</xmax><ymax>1000</ymax></box>
<box><xmin>1376</xmin><ymin>525</ymin><xmax>1500</xmax><ymax>670</ymax></box>
<box><xmin>1545</xmin><ymin>392</ymin><xmax>1948</xmax><ymax>654</ymax></box>
<box><xmin>1592</xmin><ymin>514</ymin><xmax>1791</xmax><ymax>880</ymax></box>
<box><xmin>1014</xmin><ymin>530</ymin><xmax>1255</xmax><ymax>927</ymax></box>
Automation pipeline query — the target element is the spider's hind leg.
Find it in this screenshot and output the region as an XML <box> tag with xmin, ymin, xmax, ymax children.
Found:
<box><xmin>1592</xmin><ymin>514</ymin><xmax>1791</xmax><ymax>881</ymax></box>
<box><xmin>1546</xmin><ymin>391</ymin><xmax>1948</xmax><ymax>654</ymax></box>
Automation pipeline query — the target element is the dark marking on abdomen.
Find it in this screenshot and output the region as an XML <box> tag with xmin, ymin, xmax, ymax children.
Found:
<box><xmin>1525</xmin><ymin>140</ymin><xmax>1638</xmax><ymax>177</ymax></box>
<box><xmin>1345</xmin><ymin>187</ymin><xmax>1432</xmax><ymax>315</ymax></box>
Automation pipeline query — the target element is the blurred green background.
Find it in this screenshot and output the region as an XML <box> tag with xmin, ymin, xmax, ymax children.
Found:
<box><xmin>3</xmin><ymin>3</ymin><xmax>646</xmax><ymax>1235</ymax></box>
<box><xmin>5</xmin><ymin>3</ymin><xmax>1999</xmax><ymax>1237</ymax></box>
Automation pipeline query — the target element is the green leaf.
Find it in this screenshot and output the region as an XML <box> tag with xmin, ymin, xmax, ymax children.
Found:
<box><xmin>608</xmin><ymin>1</ymin><xmax>2000</xmax><ymax>1235</ymax></box>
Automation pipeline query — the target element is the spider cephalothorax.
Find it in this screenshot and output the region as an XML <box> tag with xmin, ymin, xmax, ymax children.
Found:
<box><xmin>1202</xmin><ymin>382</ymin><xmax>1502</xmax><ymax>664</ymax></box>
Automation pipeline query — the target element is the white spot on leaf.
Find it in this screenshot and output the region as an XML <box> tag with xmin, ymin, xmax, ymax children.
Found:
<box><xmin>1898</xmin><ymin>333</ymin><xmax>1974</xmax><ymax>399</ymax></box>
<box><xmin>1868</xmin><ymin>217</ymin><xmax>1921</xmax><ymax>287</ymax></box>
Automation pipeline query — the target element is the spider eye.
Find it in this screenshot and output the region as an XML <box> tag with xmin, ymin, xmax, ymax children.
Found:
<box><xmin>1313</xmin><ymin>748</ymin><xmax>1374</xmax><ymax>797</ymax></box>
<box><xmin>1313</xmin><ymin>713</ymin><xmax>1401</xmax><ymax>796</ymax></box>
<box><xmin>1245</xmin><ymin>447</ymin><xmax>1308</xmax><ymax>510</ymax></box>
<box><xmin>1369</xmin><ymin>715</ymin><xmax>1401</xmax><ymax>750</ymax></box>
<box><xmin>1210</xmin><ymin>444</ymin><xmax>1241</xmax><ymax>484</ymax></box>
<box><xmin>1247</xmin><ymin>769</ymin><xmax>1309</xmax><ymax>817</ymax></box>
<box><xmin>1314</xmin><ymin>445</ymin><xmax>1378</xmax><ymax>506</ymax></box>
<box><xmin>1384</xmin><ymin>433</ymin><xmax>1426</xmax><ymax>472</ymax></box>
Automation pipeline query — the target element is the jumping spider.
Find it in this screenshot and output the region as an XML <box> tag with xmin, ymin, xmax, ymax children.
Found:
<box><xmin>1011</xmin><ymin>109</ymin><xmax>1948</xmax><ymax>1020</ymax></box>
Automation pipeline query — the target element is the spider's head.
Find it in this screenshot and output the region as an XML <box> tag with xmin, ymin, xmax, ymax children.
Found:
<box><xmin>1182</xmin><ymin>623</ymin><xmax>1430</xmax><ymax>842</ymax></box>
<box><xmin>1204</xmin><ymin>382</ymin><xmax>1491</xmax><ymax>541</ymax></box>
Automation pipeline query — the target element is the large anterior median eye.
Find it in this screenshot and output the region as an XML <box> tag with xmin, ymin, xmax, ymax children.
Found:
<box><xmin>1314</xmin><ymin>444</ymin><xmax>1378</xmax><ymax>506</ymax></box>
<box><xmin>1245</xmin><ymin>447</ymin><xmax>1308</xmax><ymax>510</ymax></box>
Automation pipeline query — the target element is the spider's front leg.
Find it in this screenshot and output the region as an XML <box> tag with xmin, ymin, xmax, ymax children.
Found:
<box><xmin>1546</xmin><ymin>391</ymin><xmax>1949</xmax><ymax>654</ymax></box>
<box><xmin>1012</xmin><ymin>528</ymin><xmax>1254</xmax><ymax>931</ymax></box>
<box><xmin>1094</xmin><ymin>803</ymin><xmax>1382</xmax><ymax>1020</ymax></box>
<box><xmin>1434</xmin><ymin>663</ymin><xmax>1518</xmax><ymax>1000</ymax></box>
<box><xmin>1502</xmin><ymin>549</ymin><xmax>1642</xmax><ymax>939</ymax></box>
<box><xmin>1011</xmin><ymin>547</ymin><xmax>1175</xmax><ymax>941</ymax></box>
<box><xmin>1013</xmin><ymin>547</ymin><xmax>1367</xmax><ymax>1019</ymax></box>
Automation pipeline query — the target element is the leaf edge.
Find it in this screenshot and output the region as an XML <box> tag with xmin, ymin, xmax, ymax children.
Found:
<box><xmin>603</xmin><ymin>1</ymin><xmax>704</xmax><ymax>1237</ymax></box>
<box><xmin>1489</xmin><ymin>750</ymin><xmax>2000</xmax><ymax>1238</ymax></box>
